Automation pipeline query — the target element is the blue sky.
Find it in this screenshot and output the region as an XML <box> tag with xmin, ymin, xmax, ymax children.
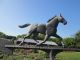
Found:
<box><xmin>0</xmin><ymin>0</ymin><xmax>80</xmax><ymax>38</ymax></box>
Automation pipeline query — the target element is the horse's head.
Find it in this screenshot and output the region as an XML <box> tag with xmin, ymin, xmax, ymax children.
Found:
<box><xmin>58</xmin><ymin>14</ymin><xmax>67</xmax><ymax>25</ymax></box>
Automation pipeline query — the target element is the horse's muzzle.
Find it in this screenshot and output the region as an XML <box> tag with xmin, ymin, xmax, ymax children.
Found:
<box><xmin>63</xmin><ymin>21</ymin><xmax>67</xmax><ymax>25</ymax></box>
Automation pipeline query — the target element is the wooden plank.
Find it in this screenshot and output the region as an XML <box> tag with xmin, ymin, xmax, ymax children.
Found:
<box><xmin>5</xmin><ymin>45</ymin><xmax>57</xmax><ymax>49</ymax></box>
<box><xmin>5</xmin><ymin>45</ymin><xmax>80</xmax><ymax>51</ymax></box>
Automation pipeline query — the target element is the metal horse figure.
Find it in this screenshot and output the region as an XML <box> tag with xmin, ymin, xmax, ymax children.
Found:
<box><xmin>19</xmin><ymin>14</ymin><xmax>67</xmax><ymax>45</ymax></box>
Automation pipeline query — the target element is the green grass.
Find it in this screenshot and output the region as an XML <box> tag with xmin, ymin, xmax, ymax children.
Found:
<box><xmin>56</xmin><ymin>52</ymin><xmax>80</xmax><ymax>60</ymax></box>
<box><xmin>0</xmin><ymin>52</ymin><xmax>80</xmax><ymax>60</ymax></box>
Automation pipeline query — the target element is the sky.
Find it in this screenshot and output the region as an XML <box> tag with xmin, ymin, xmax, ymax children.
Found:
<box><xmin>0</xmin><ymin>0</ymin><xmax>80</xmax><ymax>38</ymax></box>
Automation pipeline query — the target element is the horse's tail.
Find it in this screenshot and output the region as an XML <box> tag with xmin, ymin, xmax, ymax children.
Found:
<box><xmin>18</xmin><ymin>23</ymin><xmax>30</xmax><ymax>28</ymax></box>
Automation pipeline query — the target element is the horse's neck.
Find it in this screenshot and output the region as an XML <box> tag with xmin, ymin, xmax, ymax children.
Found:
<box><xmin>47</xmin><ymin>19</ymin><xmax>59</xmax><ymax>28</ymax></box>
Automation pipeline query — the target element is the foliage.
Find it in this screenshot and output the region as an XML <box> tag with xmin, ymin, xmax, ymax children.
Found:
<box><xmin>27</xmin><ymin>50</ymin><xmax>47</xmax><ymax>60</ymax></box>
<box><xmin>75</xmin><ymin>31</ymin><xmax>80</xmax><ymax>42</ymax></box>
<box><xmin>2</xmin><ymin>50</ymin><xmax>48</xmax><ymax>60</ymax></box>
<box><xmin>74</xmin><ymin>31</ymin><xmax>80</xmax><ymax>48</ymax></box>
<box><xmin>5</xmin><ymin>35</ymin><xmax>16</xmax><ymax>40</ymax></box>
<box><xmin>17</xmin><ymin>34</ymin><xmax>26</xmax><ymax>38</ymax></box>
<box><xmin>0</xmin><ymin>32</ymin><xmax>16</xmax><ymax>40</ymax></box>
<box><xmin>63</xmin><ymin>37</ymin><xmax>76</xmax><ymax>48</ymax></box>
<box><xmin>62</xmin><ymin>30</ymin><xmax>80</xmax><ymax>48</ymax></box>
<box><xmin>0</xmin><ymin>32</ymin><xmax>6</xmax><ymax>38</ymax></box>
<box><xmin>38</xmin><ymin>34</ymin><xmax>45</xmax><ymax>40</ymax></box>
<box><xmin>50</xmin><ymin>38</ymin><xmax>61</xmax><ymax>43</ymax></box>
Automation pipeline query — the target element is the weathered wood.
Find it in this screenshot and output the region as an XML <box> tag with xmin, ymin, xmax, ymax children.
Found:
<box><xmin>5</xmin><ymin>45</ymin><xmax>58</xmax><ymax>50</ymax></box>
<box><xmin>5</xmin><ymin>45</ymin><xmax>80</xmax><ymax>51</ymax></box>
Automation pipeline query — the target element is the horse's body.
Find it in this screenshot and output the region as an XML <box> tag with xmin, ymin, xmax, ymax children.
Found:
<box><xmin>30</xmin><ymin>24</ymin><xmax>46</xmax><ymax>34</ymax></box>
<box><xmin>19</xmin><ymin>14</ymin><xmax>67</xmax><ymax>45</ymax></box>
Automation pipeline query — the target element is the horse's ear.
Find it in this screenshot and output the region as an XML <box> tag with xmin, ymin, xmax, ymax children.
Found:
<box><xmin>60</xmin><ymin>13</ymin><xmax>62</xmax><ymax>17</ymax></box>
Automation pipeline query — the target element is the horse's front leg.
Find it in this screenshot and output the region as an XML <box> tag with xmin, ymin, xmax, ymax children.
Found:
<box><xmin>54</xmin><ymin>34</ymin><xmax>62</xmax><ymax>40</ymax></box>
<box><xmin>37</xmin><ymin>35</ymin><xmax>50</xmax><ymax>45</ymax></box>
<box><xmin>54</xmin><ymin>34</ymin><xmax>64</xmax><ymax>46</ymax></box>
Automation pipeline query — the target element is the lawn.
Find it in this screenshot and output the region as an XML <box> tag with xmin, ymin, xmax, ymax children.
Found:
<box><xmin>56</xmin><ymin>52</ymin><xmax>80</xmax><ymax>60</ymax></box>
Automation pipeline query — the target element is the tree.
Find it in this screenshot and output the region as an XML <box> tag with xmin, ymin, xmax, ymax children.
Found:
<box><xmin>38</xmin><ymin>34</ymin><xmax>45</xmax><ymax>40</ymax></box>
<box><xmin>0</xmin><ymin>32</ymin><xmax>6</xmax><ymax>38</ymax></box>
<box><xmin>75</xmin><ymin>31</ymin><xmax>80</xmax><ymax>42</ymax></box>
<box><xmin>0</xmin><ymin>32</ymin><xmax>16</xmax><ymax>40</ymax></box>
<box><xmin>63</xmin><ymin>37</ymin><xmax>76</xmax><ymax>48</ymax></box>
<box><xmin>74</xmin><ymin>31</ymin><xmax>80</xmax><ymax>48</ymax></box>
<box><xmin>5</xmin><ymin>35</ymin><xmax>16</xmax><ymax>40</ymax></box>
<box><xmin>17</xmin><ymin>34</ymin><xmax>26</xmax><ymax>38</ymax></box>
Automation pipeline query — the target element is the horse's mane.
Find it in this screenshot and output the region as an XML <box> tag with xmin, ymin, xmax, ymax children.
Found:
<box><xmin>47</xmin><ymin>15</ymin><xmax>56</xmax><ymax>23</ymax></box>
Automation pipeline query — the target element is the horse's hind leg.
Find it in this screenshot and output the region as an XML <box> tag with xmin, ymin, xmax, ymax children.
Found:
<box><xmin>18</xmin><ymin>32</ymin><xmax>32</xmax><ymax>45</ymax></box>
<box><xmin>32</xmin><ymin>33</ymin><xmax>39</xmax><ymax>43</ymax></box>
<box><xmin>24</xmin><ymin>33</ymin><xmax>32</xmax><ymax>39</ymax></box>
